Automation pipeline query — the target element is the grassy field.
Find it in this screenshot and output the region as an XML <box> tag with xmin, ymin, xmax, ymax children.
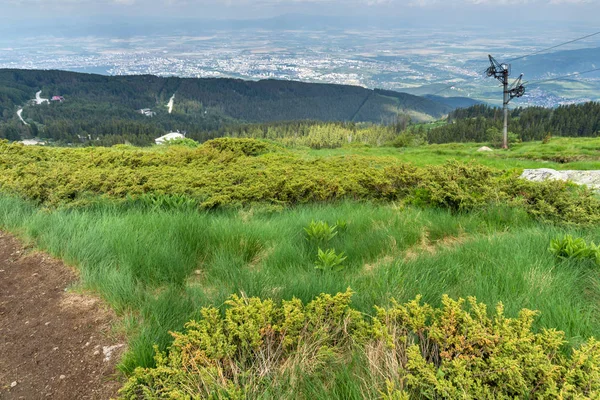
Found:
<box><xmin>302</xmin><ymin>137</ymin><xmax>600</xmax><ymax>170</ymax></box>
<box><xmin>1</xmin><ymin>137</ymin><xmax>599</xmax><ymax>397</ymax></box>
<box><xmin>1</xmin><ymin>198</ymin><xmax>599</xmax><ymax>368</ymax></box>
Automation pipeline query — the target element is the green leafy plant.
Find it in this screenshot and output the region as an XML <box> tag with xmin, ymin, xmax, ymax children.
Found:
<box><xmin>138</xmin><ymin>193</ymin><xmax>198</xmax><ymax>211</ymax></box>
<box><xmin>335</xmin><ymin>219</ymin><xmax>348</xmax><ymax>232</ymax></box>
<box><xmin>304</xmin><ymin>220</ymin><xmax>338</xmax><ymax>243</ymax></box>
<box><xmin>550</xmin><ymin>235</ymin><xmax>600</xmax><ymax>265</ymax></box>
<box><xmin>314</xmin><ymin>248</ymin><xmax>347</xmax><ymax>272</ymax></box>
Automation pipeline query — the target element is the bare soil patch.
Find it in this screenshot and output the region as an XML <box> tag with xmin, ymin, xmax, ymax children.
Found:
<box><xmin>0</xmin><ymin>231</ymin><xmax>124</xmax><ymax>399</ymax></box>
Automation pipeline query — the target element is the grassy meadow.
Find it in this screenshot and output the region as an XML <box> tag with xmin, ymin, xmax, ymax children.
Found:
<box><xmin>1</xmin><ymin>137</ymin><xmax>599</xmax><ymax>398</ymax></box>
<box><xmin>302</xmin><ymin>137</ymin><xmax>600</xmax><ymax>170</ymax></box>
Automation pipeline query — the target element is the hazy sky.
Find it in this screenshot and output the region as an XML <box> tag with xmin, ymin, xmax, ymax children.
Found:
<box><xmin>2</xmin><ymin>0</ymin><xmax>599</xmax><ymax>23</ymax></box>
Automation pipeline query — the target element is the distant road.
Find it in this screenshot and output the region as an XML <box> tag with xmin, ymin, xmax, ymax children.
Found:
<box><xmin>17</xmin><ymin>109</ymin><xmax>28</xmax><ymax>125</ymax></box>
<box><xmin>168</xmin><ymin>94</ymin><xmax>175</xmax><ymax>114</ymax></box>
<box><xmin>35</xmin><ymin>90</ymin><xmax>49</xmax><ymax>105</ymax></box>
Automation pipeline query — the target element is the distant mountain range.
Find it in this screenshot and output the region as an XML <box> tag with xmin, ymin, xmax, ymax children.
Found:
<box><xmin>0</xmin><ymin>69</ymin><xmax>478</xmax><ymax>132</ymax></box>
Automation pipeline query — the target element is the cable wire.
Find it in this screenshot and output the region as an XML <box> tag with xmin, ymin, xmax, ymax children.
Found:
<box><xmin>507</xmin><ymin>30</ymin><xmax>600</xmax><ymax>62</ymax></box>
<box><xmin>527</xmin><ymin>67</ymin><xmax>600</xmax><ymax>86</ymax></box>
<box><xmin>408</xmin><ymin>30</ymin><xmax>600</xmax><ymax>109</ymax></box>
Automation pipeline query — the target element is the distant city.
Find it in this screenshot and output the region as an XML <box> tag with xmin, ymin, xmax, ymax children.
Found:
<box><xmin>1</xmin><ymin>25</ymin><xmax>598</xmax><ymax>108</ymax></box>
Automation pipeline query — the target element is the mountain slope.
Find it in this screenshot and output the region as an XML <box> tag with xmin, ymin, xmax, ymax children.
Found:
<box><xmin>0</xmin><ymin>69</ymin><xmax>455</xmax><ymax>122</ymax></box>
<box><xmin>0</xmin><ymin>69</ymin><xmax>473</xmax><ymax>143</ymax></box>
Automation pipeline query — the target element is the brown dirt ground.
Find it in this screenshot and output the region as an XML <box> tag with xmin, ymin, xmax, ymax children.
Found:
<box><xmin>0</xmin><ymin>231</ymin><xmax>125</xmax><ymax>399</ymax></box>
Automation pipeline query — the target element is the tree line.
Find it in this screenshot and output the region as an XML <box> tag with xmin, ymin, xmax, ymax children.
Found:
<box><xmin>426</xmin><ymin>102</ymin><xmax>600</xmax><ymax>144</ymax></box>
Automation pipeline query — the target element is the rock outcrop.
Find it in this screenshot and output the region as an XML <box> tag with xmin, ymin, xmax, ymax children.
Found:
<box><xmin>520</xmin><ymin>169</ymin><xmax>600</xmax><ymax>191</ymax></box>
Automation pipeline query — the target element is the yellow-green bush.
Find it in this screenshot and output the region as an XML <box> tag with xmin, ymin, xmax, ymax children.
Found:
<box><xmin>118</xmin><ymin>291</ymin><xmax>600</xmax><ymax>399</ymax></box>
<box><xmin>0</xmin><ymin>139</ymin><xmax>599</xmax><ymax>224</ymax></box>
<box><xmin>203</xmin><ymin>137</ymin><xmax>282</xmax><ymax>156</ymax></box>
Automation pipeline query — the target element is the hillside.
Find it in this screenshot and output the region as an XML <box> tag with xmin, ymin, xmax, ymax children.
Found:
<box><xmin>0</xmin><ymin>69</ymin><xmax>469</xmax><ymax>144</ymax></box>
<box><xmin>1</xmin><ymin>138</ymin><xmax>600</xmax><ymax>398</ymax></box>
<box><xmin>424</xmin><ymin>94</ymin><xmax>481</xmax><ymax>109</ymax></box>
<box><xmin>511</xmin><ymin>47</ymin><xmax>600</xmax><ymax>80</ymax></box>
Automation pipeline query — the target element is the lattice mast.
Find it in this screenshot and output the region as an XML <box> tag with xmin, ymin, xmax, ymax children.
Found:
<box><xmin>486</xmin><ymin>55</ymin><xmax>525</xmax><ymax>149</ymax></box>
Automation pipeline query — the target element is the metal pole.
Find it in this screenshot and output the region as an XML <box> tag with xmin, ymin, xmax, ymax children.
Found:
<box><xmin>502</xmin><ymin>68</ymin><xmax>509</xmax><ymax>149</ymax></box>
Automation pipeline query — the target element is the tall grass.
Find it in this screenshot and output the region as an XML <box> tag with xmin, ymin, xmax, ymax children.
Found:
<box><xmin>0</xmin><ymin>195</ymin><xmax>598</xmax><ymax>372</ymax></box>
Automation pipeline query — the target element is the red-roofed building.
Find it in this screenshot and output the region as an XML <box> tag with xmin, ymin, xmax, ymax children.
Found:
<box><xmin>51</xmin><ymin>96</ymin><xmax>65</xmax><ymax>102</ymax></box>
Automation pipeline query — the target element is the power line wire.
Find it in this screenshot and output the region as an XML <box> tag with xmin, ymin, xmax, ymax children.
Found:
<box><xmin>403</xmin><ymin>83</ymin><xmax>460</xmax><ymax>112</ymax></box>
<box><xmin>409</xmin><ymin>30</ymin><xmax>600</xmax><ymax>109</ymax></box>
<box><xmin>527</xmin><ymin>67</ymin><xmax>600</xmax><ymax>86</ymax></box>
<box><xmin>507</xmin><ymin>30</ymin><xmax>600</xmax><ymax>62</ymax></box>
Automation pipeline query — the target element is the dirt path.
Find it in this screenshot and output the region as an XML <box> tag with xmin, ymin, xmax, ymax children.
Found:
<box><xmin>167</xmin><ymin>93</ymin><xmax>175</xmax><ymax>114</ymax></box>
<box><xmin>35</xmin><ymin>91</ymin><xmax>49</xmax><ymax>105</ymax></box>
<box><xmin>0</xmin><ymin>231</ymin><xmax>124</xmax><ymax>399</ymax></box>
<box><xmin>16</xmin><ymin>109</ymin><xmax>28</xmax><ymax>126</ymax></box>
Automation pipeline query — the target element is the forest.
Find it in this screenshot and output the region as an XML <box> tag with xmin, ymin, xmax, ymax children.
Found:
<box><xmin>2</xmin><ymin>69</ymin><xmax>599</xmax><ymax>148</ymax></box>
<box><xmin>424</xmin><ymin>103</ymin><xmax>600</xmax><ymax>144</ymax></box>
<box><xmin>0</xmin><ymin>69</ymin><xmax>457</xmax><ymax>144</ymax></box>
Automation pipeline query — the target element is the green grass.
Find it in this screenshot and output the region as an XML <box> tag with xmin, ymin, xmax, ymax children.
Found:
<box><xmin>1</xmin><ymin>195</ymin><xmax>599</xmax><ymax>375</ymax></box>
<box><xmin>301</xmin><ymin>137</ymin><xmax>600</xmax><ymax>170</ymax></box>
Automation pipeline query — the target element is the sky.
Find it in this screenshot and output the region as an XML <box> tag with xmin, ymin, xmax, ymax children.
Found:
<box><xmin>2</xmin><ymin>0</ymin><xmax>599</xmax><ymax>24</ymax></box>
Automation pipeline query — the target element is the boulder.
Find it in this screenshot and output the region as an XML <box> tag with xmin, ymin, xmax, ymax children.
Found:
<box><xmin>477</xmin><ymin>146</ymin><xmax>493</xmax><ymax>152</ymax></box>
<box><xmin>521</xmin><ymin>168</ymin><xmax>600</xmax><ymax>191</ymax></box>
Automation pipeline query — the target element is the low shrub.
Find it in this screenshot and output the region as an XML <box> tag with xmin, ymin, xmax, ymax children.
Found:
<box><xmin>161</xmin><ymin>137</ymin><xmax>200</xmax><ymax>148</ymax></box>
<box><xmin>505</xmin><ymin>178</ymin><xmax>600</xmax><ymax>225</ymax></box>
<box><xmin>487</xmin><ymin>127</ymin><xmax>520</xmax><ymax>148</ymax></box>
<box><xmin>203</xmin><ymin>137</ymin><xmax>280</xmax><ymax>156</ymax></box>
<box><xmin>412</xmin><ymin>161</ymin><xmax>503</xmax><ymax>210</ymax></box>
<box><xmin>1</xmin><ymin>140</ymin><xmax>599</xmax><ymax>225</ymax></box>
<box><xmin>118</xmin><ymin>291</ymin><xmax>600</xmax><ymax>399</ymax></box>
<box><xmin>388</xmin><ymin>132</ymin><xmax>424</xmax><ymax>148</ymax></box>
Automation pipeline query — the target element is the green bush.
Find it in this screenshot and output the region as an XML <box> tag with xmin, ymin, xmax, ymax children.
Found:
<box><xmin>412</xmin><ymin>161</ymin><xmax>504</xmax><ymax>210</ymax></box>
<box><xmin>203</xmin><ymin>137</ymin><xmax>280</xmax><ymax>156</ymax></box>
<box><xmin>388</xmin><ymin>131</ymin><xmax>426</xmax><ymax>148</ymax></box>
<box><xmin>161</xmin><ymin>137</ymin><xmax>200</xmax><ymax>148</ymax></box>
<box><xmin>487</xmin><ymin>127</ymin><xmax>520</xmax><ymax>148</ymax></box>
<box><xmin>505</xmin><ymin>178</ymin><xmax>600</xmax><ymax>225</ymax></box>
<box><xmin>1</xmin><ymin>140</ymin><xmax>599</xmax><ymax>225</ymax></box>
<box><xmin>118</xmin><ymin>291</ymin><xmax>600</xmax><ymax>399</ymax></box>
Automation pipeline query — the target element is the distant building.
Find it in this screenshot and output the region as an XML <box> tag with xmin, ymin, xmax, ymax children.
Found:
<box><xmin>138</xmin><ymin>108</ymin><xmax>156</xmax><ymax>117</ymax></box>
<box><xmin>155</xmin><ymin>132</ymin><xmax>185</xmax><ymax>145</ymax></box>
<box><xmin>19</xmin><ymin>139</ymin><xmax>45</xmax><ymax>146</ymax></box>
<box><xmin>51</xmin><ymin>96</ymin><xmax>65</xmax><ymax>102</ymax></box>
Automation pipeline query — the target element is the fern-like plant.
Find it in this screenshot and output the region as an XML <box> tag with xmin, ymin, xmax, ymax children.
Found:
<box><xmin>139</xmin><ymin>193</ymin><xmax>198</xmax><ymax>211</ymax></box>
<box><xmin>549</xmin><ymin>235</ymin><xmax>600</xmax><ymax>266</ymax></box>
<box><xmin>304</xmin><ymin>220</ymin><xmax>338</xmax><ymax>243</ymax></box>
<box><xmin>314</xmin><ymin>248</ymin><xmax>347</xmax><ymax>272</ymax></box>
<box><xmin>549</xmin><ymin>235</ymin><xmax>593</xmax><ymax>260</ymax></box>
<box><xmin>335</xmin><ymin>219</ymin><xmax>348</xmax><ymax>232</ymax></box>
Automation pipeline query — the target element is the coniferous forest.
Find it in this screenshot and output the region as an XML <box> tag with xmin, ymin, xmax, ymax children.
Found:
<box><xmin>2</xmin><ymin>70</ymin><xmax>599</xmax><ymax>147</ymax></box>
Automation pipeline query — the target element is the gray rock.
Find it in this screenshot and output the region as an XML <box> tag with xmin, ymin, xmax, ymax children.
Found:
<box><xmin>521</xmin><ymin>169</ymin><xmax>600</xmax><ymax>191</ymax></box>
